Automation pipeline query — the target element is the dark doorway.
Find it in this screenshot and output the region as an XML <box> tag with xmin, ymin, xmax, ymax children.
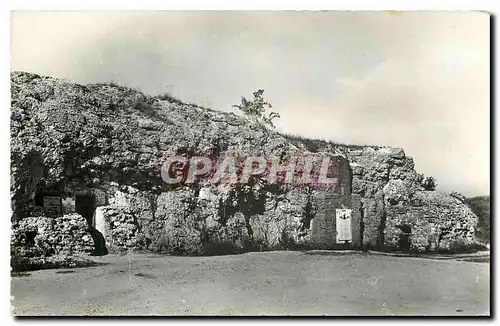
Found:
<box><xmin>75</xmin><ymin>192</ymin><xmax>107</xmax><ymax>256</ymax></box>
<box><xmin>25</xmin><ymin>231</ymin><xmax>37</xmax><ymax>246</ymax></box>
<box><xmin>75</xmin><ymin>194</ymin><xmax>96</xmax><ymax>227</ymax></box>
<box><xmin>398</xmin><ymin>225</ymin><xmax>412</xmax><ymax>252</ymax></box>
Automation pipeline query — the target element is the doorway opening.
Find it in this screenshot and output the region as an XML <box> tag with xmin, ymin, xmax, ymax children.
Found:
<box><xmin>75</xmin><ymin>193</ymin><xmax>96</xmax><ymax>227</ymax></box>
<box><xmin>398</xmin><ymin>225</ymin><xmax>412</xmax><ymax>252</ymax></box>
<box><xmin>25</xmin><ymin>230</ymin><xmax>37</xmax><ymax>246</ymax></box>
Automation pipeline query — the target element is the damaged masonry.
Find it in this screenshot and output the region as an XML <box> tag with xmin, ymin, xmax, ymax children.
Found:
<box><xmin>11</xmin><ymin>72</ymin><xmax>480</xmax><ymax>270</ymax></box>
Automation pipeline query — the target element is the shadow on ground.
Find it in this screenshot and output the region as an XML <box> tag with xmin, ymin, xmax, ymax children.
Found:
<box><xmin>302</xmin><ymin>249</ymin><xmax>490</xmax><ymax>263</ymax></box>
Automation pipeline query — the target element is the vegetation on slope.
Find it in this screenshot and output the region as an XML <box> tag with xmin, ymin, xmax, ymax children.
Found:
<box><xmin>465</xmin><ymin>196</ymin><xmax>490</xmax><ymax>245</ymax></box>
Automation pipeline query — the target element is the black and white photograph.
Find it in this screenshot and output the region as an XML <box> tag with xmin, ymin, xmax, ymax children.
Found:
<box><xmin>8</xmin><ymin>9</ymin><xmax>490</xmax><ymax>316</ymax></box>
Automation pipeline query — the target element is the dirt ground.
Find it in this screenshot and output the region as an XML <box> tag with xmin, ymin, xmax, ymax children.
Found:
<box><xmin>11</xmin><ymin>251</ymin><xmax>490</xmax><ymax>316</ymax></box>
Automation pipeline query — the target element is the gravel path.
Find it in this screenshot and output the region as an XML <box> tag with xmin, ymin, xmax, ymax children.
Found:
<box><xmin>11</xmin><ymin>251</ymin><xmax>489</xmax><ymax>316</ymax></box>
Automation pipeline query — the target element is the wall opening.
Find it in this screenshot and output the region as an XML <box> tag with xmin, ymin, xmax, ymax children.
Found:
<box><xmin>25</xmin><ymin>230</ymin><xmax>37</xmax><ymax>246</ymax></box>
<box><xmin>75</xmin><ymin>193</ymin><xmax>96</xmax><ymax>227</ymax></box>
<box><xmin>398</xmin><ymin>225</ymin><xmax>412</xmax><ymax>252</ymax></box>
<box><xmin>34</xmin><ymin>193</ymin><xmax>44</xmax><ymax>207</ymax></box>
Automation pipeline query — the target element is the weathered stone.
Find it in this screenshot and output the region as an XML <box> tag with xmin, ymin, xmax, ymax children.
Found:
<box><xmin>10</xmin><ymin>71</ymin><xmax>482</xmax><ymax>258</ymax></box>
<box><xmin>11</xmin><ymin>214</ymin><xmax>95</xmax><ymax>260</ymax></box>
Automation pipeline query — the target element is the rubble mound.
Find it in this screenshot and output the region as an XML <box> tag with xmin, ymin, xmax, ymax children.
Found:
<box><xmin>11</xmin><ymin>213</ymin><xmax>95</xmax><ymax>271</ymax></box>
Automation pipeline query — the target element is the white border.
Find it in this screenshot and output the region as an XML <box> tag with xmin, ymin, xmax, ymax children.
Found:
<box><xmin>1</xmin><ymin>0</ymin><xmax>499</xmax><ymax>10</ymax></box>
<box><xmin>2</xmin><ymin>1</ymin><xmax>496</xmax><ymax>324</ymax></box>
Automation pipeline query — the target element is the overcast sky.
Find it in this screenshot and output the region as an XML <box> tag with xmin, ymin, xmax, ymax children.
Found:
<box><xmin>11</xmin><ymin>11</ymin><xmax>490</xmax><ymax>196</ymax></box>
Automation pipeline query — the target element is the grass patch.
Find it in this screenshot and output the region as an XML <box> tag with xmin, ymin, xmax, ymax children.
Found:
<box><xmin>458</xmin><ymin>256</ymin><xmax>490</xmax><ymax>263</ymax></box>
<box><xmin>465</xmin><ymin>196</ymin><xmax>490</xmax><ymax>245</ymax></box>
<box><xmin>95</xmin><ymin>81</ymin><xmax>121</xmax><ymax>88</ymax></box>
<box><xmin>281</xmin><ymin>132</ymin><xmax>382</xmax><ymax>152</ymax></box>
<box><xmin>11</xmin><ymin>254</ymin><xmax>107</xmax><ymax>272</ymax></box>
<box><xmin>155</xmin><ymin>92</ymin><xmax>185</xmax><ymax>105</ymax></box>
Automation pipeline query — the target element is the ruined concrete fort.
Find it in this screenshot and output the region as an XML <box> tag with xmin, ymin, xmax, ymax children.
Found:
<box><xmin>11</xmin><ymin>71</ymin><xmax>480</xmax><ymax>261</ymax></box>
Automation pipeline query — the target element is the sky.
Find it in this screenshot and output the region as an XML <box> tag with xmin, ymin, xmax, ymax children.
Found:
<box><xmin>10</xmin><ymin>11</ymin><xmax>490</xmax><ymax>196</ymax></box>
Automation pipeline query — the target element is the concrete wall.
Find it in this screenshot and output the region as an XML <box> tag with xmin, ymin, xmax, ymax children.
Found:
<box><xmin>310</xmin><ymin>155</ymin><xmax>361</xmax><ymax>248</ymax></box>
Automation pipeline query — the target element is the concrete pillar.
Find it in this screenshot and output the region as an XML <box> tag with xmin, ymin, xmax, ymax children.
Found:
<box><xmin>95</xmin><ymin>206</ymin><xmax>106</xmax><ymax>240</ymax></box>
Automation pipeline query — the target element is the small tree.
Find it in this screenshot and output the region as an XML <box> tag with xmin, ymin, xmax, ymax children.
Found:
<box><xmin>422</xmin><ymin>176</ymin><xmax>437</xmax><ymax>191</ymax></box>
<box><xmin>232</xmin><ymin>89</ymin><xmax>280</xmax><ymax>128</ymax></box>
